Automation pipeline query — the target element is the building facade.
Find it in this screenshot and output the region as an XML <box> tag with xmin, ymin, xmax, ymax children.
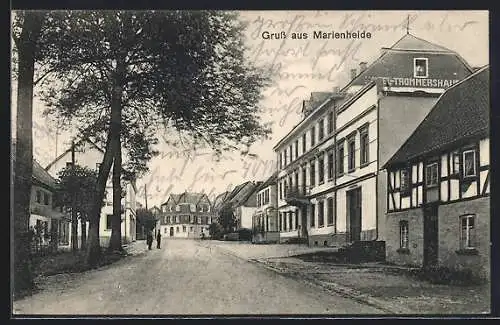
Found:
<box><xmin>383</xmin><ymin>66</ymin><xmax>490</xmax><ymax>279</ymax></box>
<box><xmin>252</xmin><ymin>173</ymin><xmax>279</xmax><ymax>243</ymax></box>
<box><xmin>159</xmin><ymin>192</ymin><xmax>213</xmax><ymax>239</ymax></box>
<box><xmin>273</xmin><ymin>33</ymin><xmax>473</xmax><ymax>248</ymax></box>
<box><xmin>45</xmin><ymin>138</ymin><xmax>138</xmax><ymax>247</ymax></box>
<box><xmin>30</xmin><ymin>160</ymin><xmax>70</xmax><ymax>251</ymax></box>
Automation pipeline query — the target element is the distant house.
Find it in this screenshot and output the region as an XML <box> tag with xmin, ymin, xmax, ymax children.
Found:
<box><xmin>159</xmin><ymin>192</ymin><xmax>214</xmax><ymax>239</ymax></box>
<box><xmin>223</xmin><ymin>181</ymin><xmax>263</xmax><ymax>231</ymax></box>
<box><xmin>45</xmin><ymin>138</ymin><xmax>137</xmax><ymax>247</ymax></box>
<box><xmin>252</xmin><ymin>173</ymin><xmax>279</xmax><ymax>244</ymax></box>
<box><xmin>382</xmin><ymin>66</ymin><xmax>490</xmax><ymax>279</ymax></box>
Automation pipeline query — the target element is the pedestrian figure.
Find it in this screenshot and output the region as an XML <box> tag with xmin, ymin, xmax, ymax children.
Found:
<box><xmin>156</xmin><ymin>230</ymin><xmax>162</xmax><ymax>249</ymax></box>
<box><xmin>147</xmin><ymin>230</ymin><xmax>153</xmax><ymax>250</ymax></box>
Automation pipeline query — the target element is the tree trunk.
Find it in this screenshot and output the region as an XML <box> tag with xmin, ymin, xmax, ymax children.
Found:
<box><xmin>85</xmin><ymin>59</ymin><xmax>123</xmax><ymax>265</ymax></box>
<box><xmin>108</xmin><ymin>57</ymin><xmax>125</xmax><ymax>252</ymax></box>
<box><xmin>108</xmin><ymin>144</ymin><xmax>122</xmax><ymax>251</ymax></box>
<box><xmin>80</xmin><ymin>218</ymin><xmax>87</xmax><ymax>250</ymax></box>
<box><xmin>71</xmin><ymin>210</ymin><xmax>78</xmax><ymax>252</ymax></box>
<box><xmin>13</xmin><ymin>11</ymin><xmax>45</xmax><ymax>296</ymax></box>
<box><xmin>86</xmin><ymin>217</ymin><xmax>101</xmax><ymax>268</ymax></box>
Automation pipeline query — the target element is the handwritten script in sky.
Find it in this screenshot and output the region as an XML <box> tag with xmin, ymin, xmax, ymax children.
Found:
<box><xmin>21</xmin><ymin>11</ymin><xmax>488</xmax><ymax>207</ymax></box>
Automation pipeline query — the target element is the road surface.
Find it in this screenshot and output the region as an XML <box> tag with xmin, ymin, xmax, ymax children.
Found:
<box><xmin>13</xmin><ymin>240</ymin><xmax>384</xmax><ymax>315</ymax></box>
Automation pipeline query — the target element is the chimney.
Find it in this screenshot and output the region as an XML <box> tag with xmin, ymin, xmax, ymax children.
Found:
<box><xmin>350</xmin><ymin>68</ymin><xmax>357</xmax><ymax>80</ymax></box>
<box><xmin>359</xmin><ymin>62</ymin><xmax>367</xmax><ymax>72</ymax></box>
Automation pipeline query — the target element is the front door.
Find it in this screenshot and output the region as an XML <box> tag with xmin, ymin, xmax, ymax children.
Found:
<box><xmin>169</xmin><ymin>227</ymin><xmax>174</xmax><ymax>237</ymax></box>
<box><xmin>423</xmin><ymin>204</ymin><xmax>439</xmax><ymax>269</ymax></box>
<box><xmin>347</xmin><ymin>187</ymin><xmax>362</xmax><ymax>242</ymax></box>
<box><xmin>301</xmin><ymin>206</ymin><xmax>308</xmax><ymax>238</ymax></box>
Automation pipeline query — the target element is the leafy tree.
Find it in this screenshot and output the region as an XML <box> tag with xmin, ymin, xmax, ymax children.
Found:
<box><xmin>11</xmin><ymin>10</ymin><xmax>46</xmax><ymax>295</ymax></box>
<box><xmin>38</xmin><ymin>10</ymin><xmax>272</xmax><ymax>266</ymax></box>
<box><xmin>55</xmin><ymin>165</ymin><xmax>101</xmax><ymax>251</ymax></box>
<box><xmin>218</xmin><ymin>205</ymin><xmax>237</xmax><ymax>233</ymax></box>
<box><xmin>208</xmin><ymin>222</ymin><xmax>224</xmax><ymax>240</ymax></box>
<box><xmin>136</xmin><ymin>208</ymin><xmax>159</xmax><ymax>234</ymax></box>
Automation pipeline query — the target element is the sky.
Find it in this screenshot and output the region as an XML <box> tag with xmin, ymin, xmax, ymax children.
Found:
<box><xmin>12</xmin><ymin>10</ymin><xmax>489</xmax><ymax>208</ymax></box>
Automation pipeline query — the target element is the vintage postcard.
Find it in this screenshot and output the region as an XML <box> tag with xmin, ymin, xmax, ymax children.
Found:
<box><xmin>11</xmin><ymin>10</ymin><xmax>491</xmax><ymax>317</ymax></box>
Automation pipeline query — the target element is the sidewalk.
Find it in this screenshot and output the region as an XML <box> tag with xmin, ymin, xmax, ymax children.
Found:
<box><xmin>210</xmin><ymin>241</ymin><xmax>490</xmax><ymax>315</ymax></box>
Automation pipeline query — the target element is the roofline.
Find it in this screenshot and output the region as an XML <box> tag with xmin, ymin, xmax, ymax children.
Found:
<box><xmin>273</xmin><ymin>95</ymin><xmax>339</xmax><ymax>151</ymax></box>
<box><xmin>340</xmin><ymin>33</ymin><xmax>473</xmax><ymax>92</ymax></box>
<box><xmin>383</xmin><ymin>130</ymin><xmax>489</xmax><ymax>169</ymax></box>
<box><xmin>382</xmin><ymin>65</ymin><xmax>489</xmax><ymax>169</ymax></box>
<box><xmin>336</xmin><ymin>80</ymin><xmax>378</xmax><ymax>114</ymax></box>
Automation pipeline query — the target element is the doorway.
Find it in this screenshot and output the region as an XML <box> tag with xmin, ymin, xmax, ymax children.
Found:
<box><xmin>347</xmin><ymin>187</ymin><xmax>362</xmax><ymax>242</ymax></box>
<box><xmin>423</xmin><ymin>203</ymin><xmax>439</xmax><ymax>269</ymax></box>
<box><xmin>169</xmin><ymin>227</ymin><xmax>174</xmax><ymax>237</ymax></box>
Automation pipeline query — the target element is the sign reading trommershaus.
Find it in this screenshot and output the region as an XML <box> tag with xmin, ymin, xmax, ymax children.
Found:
<box><xmin>373</xmin><ymin>76</ymin><xmax>461</xmax><ymax>89</ymax></box>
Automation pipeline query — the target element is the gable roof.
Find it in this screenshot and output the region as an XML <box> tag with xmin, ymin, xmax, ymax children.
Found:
<box><xmin>390</xmin><ymin>33</ymin><xmax>453</xmax><ymax>53</ymax></box>
<box><xmin>213</xmin><ymin>191</ymin><xmax>231</xmax><ymax>209</ymax></box>
<box><xmin>383</xmin><ymin>65</ymin><xmax>489</xmax><ymax>168</ymax></box>
<box><xmin>162</xmin><ymin>192</ymin><xmax>210</xmax><ymax>207</ymax></box>
<box><xmin>33</xmin><ymin>160</ymin><xmax>57</xmax><ymax>189</ymax></box>
<box><xmin>342</xmin><ymin>33</ymin><xmax>473</xmax><ymax>91</ymax></box>
<box><xmin>258</xmin><ymin>172</ymin><xmax>278</xmax><ymax>190</ymax></box>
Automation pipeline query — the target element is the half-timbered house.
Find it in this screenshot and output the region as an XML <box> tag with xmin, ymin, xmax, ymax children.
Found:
<box><xmin>382</xmin><ymin>66</ymin><xmax>489</xmax><ymax>279</ymax></box>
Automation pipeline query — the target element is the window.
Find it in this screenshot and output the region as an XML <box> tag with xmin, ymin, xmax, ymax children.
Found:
<box><xmin>328</xmin><ymin>151</ymin><xmax>334</xmax><ymax>180</ymax></box>
<box><xmin>302</xmin><ymin>168</ymin><xmax>307</xmax><ymax>193</ymax></box>
<box><xmin>289</xmin><ymin>145</ymin><xmax>293</xmax><ymax>161</ymax></box>
<box><xmin>452</xmin><ymin>152</ymin><xmax>460</xmax><ymax>174</ymax></box>
<box><xmin>43</xmin><ymin>192</ymin><xmax>50</xmax><ymax>205</ymax></box>
<box><xmin>279</xmin><ymin>153</ymin><xmax>283</xmax><ymax>169</ymax></box>
<box><xmin>318</xmin><ymin>119</ymin><xmax>324</xmax><ymax>141</ymax></box>
<box><xmin>400</xmin><ymin>168</ymin><xmax>411</xmax><ymax>196</ymax></box>
<box><xmin>106</xmin><ymin>214</ymin><xmax>113</xmax><ymax>230</ymax></box>
<box><xmin>284</xmin><ymin>179</ymin><xmax>288</xmax><ymax>197</ymax></box>
<box><xmin>327</xmin><ymin>197</ymin><xmax>334</xmax><ymax>226</ymax></box>
<box><xmin>318</xmin><ymin>157</ymin><xmax>324</xmax><ymax>184</ymax></box>
<box><xmin>425</xmin><ymin>162</ymin><xmax>438</xmax><ymax>187</ymax></box>
<box><xmin>310</xmin><ymin>204</ymin><xmax>315</xmax><ymax>227</ymax></box>
<box><xmin>318</xmin><ymin>200</ymin><xmax>324</xmax><ymax>227</ymax></box>
<box><xmin>295</xmin><ymin>209</ymin><xmax>299</xmax><ymax>230</ymax></box>
<box><xmin>279</xmin><ymin>181</ymin><xmax>283</xmax><ymax>200</ymax></box>
<box><xmin>414</xmin><ymin>58</ymin><xmax>428</xmax><ymax>78</ymax></box>
<box><xmin>289</xmin><ymin>212</ymin><xmax>293</xmax><ymax>231</ymax></box>
<box><xmin>337</xmin><ymin>141</ymin><xmax>345</xmax><ymax>176</ymax></box>
<box><xmin>295</xmin><ymin>140</ymin><xmax>299</xmax><ymax>159</ymax></box>
<box><xmin>284</xmin><ymin>148</ymin><xmax>288</xmax><ymax>166</ymax></box>
<box><xmin>463</xmin><ymin>150</ymin><xmax>477</xmax><ymax>178</ymax></box>
<box><xmin>197</xmin><ymin>217</ymin><xmax>202</xmax><ymax>224</ymax></box>
<box><xmin>36</xmin><ymin>190</ymin><xmax>42</xmax><ymax>203</ymax></box>
<box><xmin>400</xmin><ymin>221</ymin><xmax>409</xmax><ymax>249</ymax></box>
<box><xmin>348</xmin><ymin>136</ymin><xmax>356</xmax><ymax>172</ymax></box>
<box><xmin>328</xmin><ymin>111</ymin><xmax>334</xmax><ymax>134</ymax></box>
<box><xmin>279</xmin><ymin>213</ymin><xmax>282</xmax><ymax>231</ymax></box>
<box><xmin>311</xmin><ymin>126</ymin><xmax>316</xmax><ymax>147</ymax></box>
<box><xmin>190</xmin><ymin>226</ymin><xmax>194</xmax><ymax>232</ymax></box>
<box><xmin>176</xmin><ymin>226</ymin><xmax>179</xmax><ymax>232</ymax></box>
<box><xmin>302</xmin><ymin>134</ymin><xmax>307</xmax><ymax>154</ymax></box>
<box><xmin>183</xmin><ymin>226</ymin><xmax>186</xmax><ymax>232</ymax></box>
<box><xmin>176</xmin><ymin>216</ymin><xmax>180</xmax><ymax>223</ymax></box>
<box><xmin>360</xmin><ymin>126</ymin><xmax>369</xmax><ymax>166</ymax></box>
<box><xmin>460</xmin><ymin>215</ymin><xmax>476</xmax><ymax>249</ymax></box>
<box><xmin>164</xmin><ymin>228</ymin><xmax>168</xmax><ymax>234</ymax></box>
<box><xmin>310</xmin><ymin>160</ymin><xmax>316</xmax><ymax>187</ymax></box>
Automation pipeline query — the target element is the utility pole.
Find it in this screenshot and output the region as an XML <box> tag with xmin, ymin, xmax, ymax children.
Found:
<box><xmin>70</xmin><ymin>139</ymin><xmax>78</xmax><ymax>252</ymax></box>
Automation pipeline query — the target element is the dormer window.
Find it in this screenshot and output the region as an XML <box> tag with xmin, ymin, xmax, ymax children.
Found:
<box><xmin>414</xmin><ymin>58</ymin><xmax>428</xmax><ymax>78</ymax></box>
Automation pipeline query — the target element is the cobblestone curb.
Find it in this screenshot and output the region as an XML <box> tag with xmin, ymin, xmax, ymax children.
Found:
<box><xmin>212</xmin><ymin>244</ymin><xmax>414</xmax><ymax>314</ymax></box>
